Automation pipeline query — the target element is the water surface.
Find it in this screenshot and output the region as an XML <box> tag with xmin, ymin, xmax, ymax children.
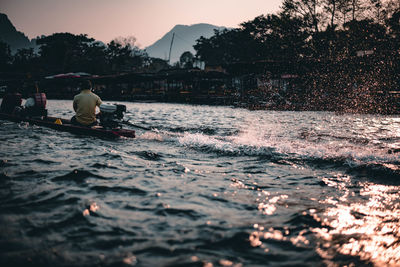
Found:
<box><xmin>1</xmin><ymin>100</ymin><xmax>399</xmax><ymax>266</ymax></box>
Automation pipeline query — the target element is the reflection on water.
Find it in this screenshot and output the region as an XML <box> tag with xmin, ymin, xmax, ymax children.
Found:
<box><xmin>315</xmin><ymin>180</ymin><xmax>400</xmax><ymax>266</ymax></box>
<box><xmin>83</xmin><ymin>202</ymin><xmax>99</xmax><ymax>216</ymax></box>
<box><xmin>249</xmin><ymin>171</ymin><xmax>400</xmax><ymax>266</ymax></box>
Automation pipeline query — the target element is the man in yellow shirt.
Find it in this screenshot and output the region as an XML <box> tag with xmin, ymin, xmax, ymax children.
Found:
<box><xmin>71</xmin><ymin>80</ymin><xmax>102</xmax><ymax>126</ymax></box>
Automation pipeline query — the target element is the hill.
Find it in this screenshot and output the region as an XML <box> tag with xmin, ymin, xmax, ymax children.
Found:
<box><xmin>145</xmin><ymin>23</ymin><xmax>226</xmax><ymax>63</ymax></box>
<box><xmin>0</xmin><ymin>13</ymin><xmax>34</xmax><ymax>53</ymax></box>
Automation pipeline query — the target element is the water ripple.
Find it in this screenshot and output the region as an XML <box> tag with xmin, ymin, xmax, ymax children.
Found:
<box><xmin>1</xmin><ymin>101</ymin><xmax>399</xmax><ymax>266</ymax></box>
<box><xmin>52</xmin><ymin>169</ymin><xmax>105</xmax><ymax>183</ymax></box>
<box><xmin>90</xmin><ymin>185</ymin><xmax>147</xmax><ymax>195</ymax></box>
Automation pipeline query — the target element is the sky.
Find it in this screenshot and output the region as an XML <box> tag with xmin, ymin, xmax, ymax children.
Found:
<box><xmin>0</xmin><ymin>0</ymin><xmax>282</xmax><ymax>48</ymax></box>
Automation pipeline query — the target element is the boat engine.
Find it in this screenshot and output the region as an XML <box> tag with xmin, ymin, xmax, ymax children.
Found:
<box><xmin>99</xmin><ymin>104</ymin><xmax>126</xmax><ymax>128</ymax></box>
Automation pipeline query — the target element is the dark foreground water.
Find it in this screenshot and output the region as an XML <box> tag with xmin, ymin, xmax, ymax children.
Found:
<box><xmin>0</xmin><ymin>100</ymin><xmax>399</xmax><ymax>267</ymax></box>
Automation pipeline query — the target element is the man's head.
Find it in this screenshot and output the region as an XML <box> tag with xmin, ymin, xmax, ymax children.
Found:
<box><xmin>77</xmin><ymin>80</ymin><xmax>92</xmax><ymax>91</ymax></box>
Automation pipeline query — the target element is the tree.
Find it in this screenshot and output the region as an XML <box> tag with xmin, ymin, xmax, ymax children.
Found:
<box><xmin>281</xmin><ymin>0</ymin><xmax>323</xmax><ymax>32</ymax></box>
<box><xmin>322</xmin><ymin>0</ymin><xmax>340</xmax><ymax>27</ymax></box>
<box><xmin>0</xmin><ymin>41</ymin><xmax>12</xmax><ymax>71</ymax></box>
<box><xmin>145</xmin><ymin>58</ymin><xmax>169</xmax><ymax>72</ymax></box>
<box><xmin>368</xmin><ymin>0</ymin><xmax>385</xmax><ymax>23</ymax></box>
<box><xmin>36</xmin><ymin>33</ymin><xmax>97</xmax><ymax>73</ymax></box>
<box><xmin>385</xmin><ymin>0</ymin><xmax>400</xmax><ymax>17</ymax></box>
<box><xmin>106</xmin><ymin>41</ymin><xmax>130</xmax><ymax>72</ymax></box>
<box><xmin>241</xmin><ymin>14</ymin><xmax>310</xmax><ymax>60</ymax></box>
<box><xmin>387</xmin><ymin>10</ymin><xmax>400</xmax><ymax>41</ymax></box>
<box><xmin>342</xmin><ymin>19</ymin><xmax>387</xmax><ymax>53</ymax></box>
<box><xmin>83</xmin><ymin>42</ymin><xmax>108</xmax><ymax>74</ymax></box>
<box><xmin>194</xmin><ymin>28</ymin><xmax>257</xmax><ymax>65</ymax></box>
<box><xmin>194</xmin><ymin>12</ymin><xmax>310</xmax><ymax>70</ymax></box>
<box><xmin>112</xmin><ymin>36</ymin><xmax>138</xmax><ymax>48</ymax></box>
<box><xmin>349</xmin><ymin>0</ymin><xmax>367</xmax><ymax>21</ymax></box>
<box><xmin>336</xmin><ymin>0</ymin><xmax>353</xmax><ymax>26</ymax></box>
<box><xmin>12</xmin><ymin>48</ymin><xmax>37</xmax><ymax>72</ymax></box>
<box><xmin>179</xmin><ymin>51</ymin><xmax>194</xmax><ymax>68</ymax></box>
<box><xmin>106</xmin><ymin>36</ymin><xmax>149</xmax><ymax>72</ymax></box>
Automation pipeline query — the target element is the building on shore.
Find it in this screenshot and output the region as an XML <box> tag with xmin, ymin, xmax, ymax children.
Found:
<box><xmin>2</xmin><ymin>52</ymin><xmax>399</xmax><ymax>114</ymax></box>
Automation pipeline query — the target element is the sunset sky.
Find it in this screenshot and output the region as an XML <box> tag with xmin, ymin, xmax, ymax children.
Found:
<box><xmin>1</xmin><ymin>0</ymin><xmax>282</xmax><ymax>48</ymax></box>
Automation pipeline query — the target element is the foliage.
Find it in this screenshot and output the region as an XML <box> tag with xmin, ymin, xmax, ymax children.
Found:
<box><xmin>0</xmin><ymin>41</ymin><xmax>12</xmax><ymax>71</ymax></box>
<box><xmin>3</xmin><ymin>32</ymin><xmax>151</xmax><ymax>76</ymax></box>
<box><xmin>281</xmin><ymin>0</ymin><xmax>323</xmax><ymax>32</ymax></box>
<box><xmin>242</xmin><ymin>14</ymin><xmax>310</xmax><ymax>60</ymax></box>
<box><xmin>190</xmin><ymin>0</ymin><xmax>400</xmax><ymax>113</ymax></box>
<box><xmin>36</xmin><ymin>33</ymin><xmax>96</xmax><ymax>73</ymax></box>
<box><xmin>194</xmin><ymin>0</ymin><xmax>399</xmax><ymax>65</ymax></box>
<box><xmin>179</xmin><ymin>51</ymin><xmax>194</xmax><ymax>68</ymax></box>
<box><xmin>12</xmin><ymin>48</ymin><xmax>38</xmax><ymax>72</ymax></box>
<box><xmin>106</xmin><ymin>38</ymin><xmax>149</xmax><ymax>72</ymax></box>
<box><xmin>194</xmin><ymin>28</ymin><xmax>258</xmax><ymax>65</ymax></box>
<box><xmin>145</xmin><ymin>58</ymin><xmax>170</xmax><ymax>73</ymax></box>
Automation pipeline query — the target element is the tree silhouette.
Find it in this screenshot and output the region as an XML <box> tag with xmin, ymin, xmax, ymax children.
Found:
<box><xmin>12</xmin><ymin>47</ymin><xmax>37</xmax><ymax>72</ymax></box>
<box><xmin>36</xmin><ymin>33</ymin><xmax>97</xmax><ymax>73</ymax></box>
<box><xmin>106</xmin><ymin>38</ymin><xmax>149</xmax><ymax>73</ymax></box>
<box><xmin>281</xmin><ymin>0</ymin><xmax>323</xmax><ymax>32</ymax></box>
<box><xmin>0</xmin><ymin>41</ymin><xmax>12</xmax><ymax>71</ymax></box>
<box><xmin>179</xmin><ymin>51</ymin><xmax>194</xmax><ymax>68</ymax></box>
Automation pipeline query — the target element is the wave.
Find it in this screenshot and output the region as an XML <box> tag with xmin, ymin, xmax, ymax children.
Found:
<box><xmin>135</xmin><ymin>151</ymin><xmax>163</xmax><ymax>161</ymax></box>
<box><xmin>52</xmin><ymin>169</ymin><xmax>105</xmax><ymax>183</ymax></box>
<box><xmin>176</xmin><ymin>131</ymin><xmax>400</xmax><ymax>182</ymax></box>
<box><xmin>90</xmin><ymin>185</ymin><xmax>147</xmax><ymax>195</ymax></box>
<box><xmin>91</xmin><ymin>163</ymin><xmax>118</xmax><ymax>169</ymax></box>
<box><xmin>178</xmin><ymin>132</ymin><xmax>276</xmax><ymax>156</ymax></box>
<box><xmin>154</xmin><ymin>206</ymin><xmax>204</xmax><ymax>220</ymax></box>
<box><xmin>0</xmin><ymin>159</ymin><xmax>16</xmax><ymax>168</ymax></box>
<box><xmin>137</xmin><ymin>131</ymin><xmax>165</xmax><ymax>141</ymax></box>
<box><xmin>32</xmin><ymin>158</ymin><xmax>58</xmax><ymax>164</ymax></box>
<box><xmin>160</xmin><ymin>125</ymin><xmax>217</xmax><ymax>135</ymax></box>
<box><xmin>299</xmin><ymin>130</ymin><xmax>371</xmax><ymax>145</ymax></box>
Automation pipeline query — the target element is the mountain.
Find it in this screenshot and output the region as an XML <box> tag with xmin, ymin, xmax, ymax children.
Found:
<box><xmin>145</xmin><ymin>23</ymin><xmax>226</xmax><ymax>64</ymax></box>
<box><xmin>0</xmin><ymin>13</ymin><xmax>34</xmax><ymax>53</ymax></box>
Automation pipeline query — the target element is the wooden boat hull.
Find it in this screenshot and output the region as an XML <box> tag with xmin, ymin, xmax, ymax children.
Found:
<box><xmin>0</xmin><ymin>113</ymin><xmax>135</xmax><ymax>139</ymax></box>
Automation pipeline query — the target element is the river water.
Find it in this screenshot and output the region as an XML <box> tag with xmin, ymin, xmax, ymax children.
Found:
<box><xmin>0</xmin><ymin>100</ymin><xmax>399</xmax><ymax>267</ymax></box>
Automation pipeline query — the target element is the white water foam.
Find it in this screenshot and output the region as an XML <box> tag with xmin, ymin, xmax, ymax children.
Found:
<box><xmin>177</xmin><ymin>130</ymin><xmax>400</xmax><ymax>169</ymax></box>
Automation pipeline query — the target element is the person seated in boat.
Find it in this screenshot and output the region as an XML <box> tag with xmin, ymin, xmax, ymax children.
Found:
<box><xmin>0</xmin><ymin>86</ymin><xmax>22</xmax><ymax>115</ymax></box>
<box><xmin>24</xmin><ymin>91</ymin><xmax>47</xmax><ymax>118</ymax></box>
<box><xmin>71</xmin><ymin>80</ymin><xmax>102</xmax><ymax>127</ymax></box>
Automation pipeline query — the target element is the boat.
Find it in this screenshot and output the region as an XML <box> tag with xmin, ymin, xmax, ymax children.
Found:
<box><xmin>0</xmin><ymin>112</ymin><xmax>136</xmax><ymax>139</ymax></box>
